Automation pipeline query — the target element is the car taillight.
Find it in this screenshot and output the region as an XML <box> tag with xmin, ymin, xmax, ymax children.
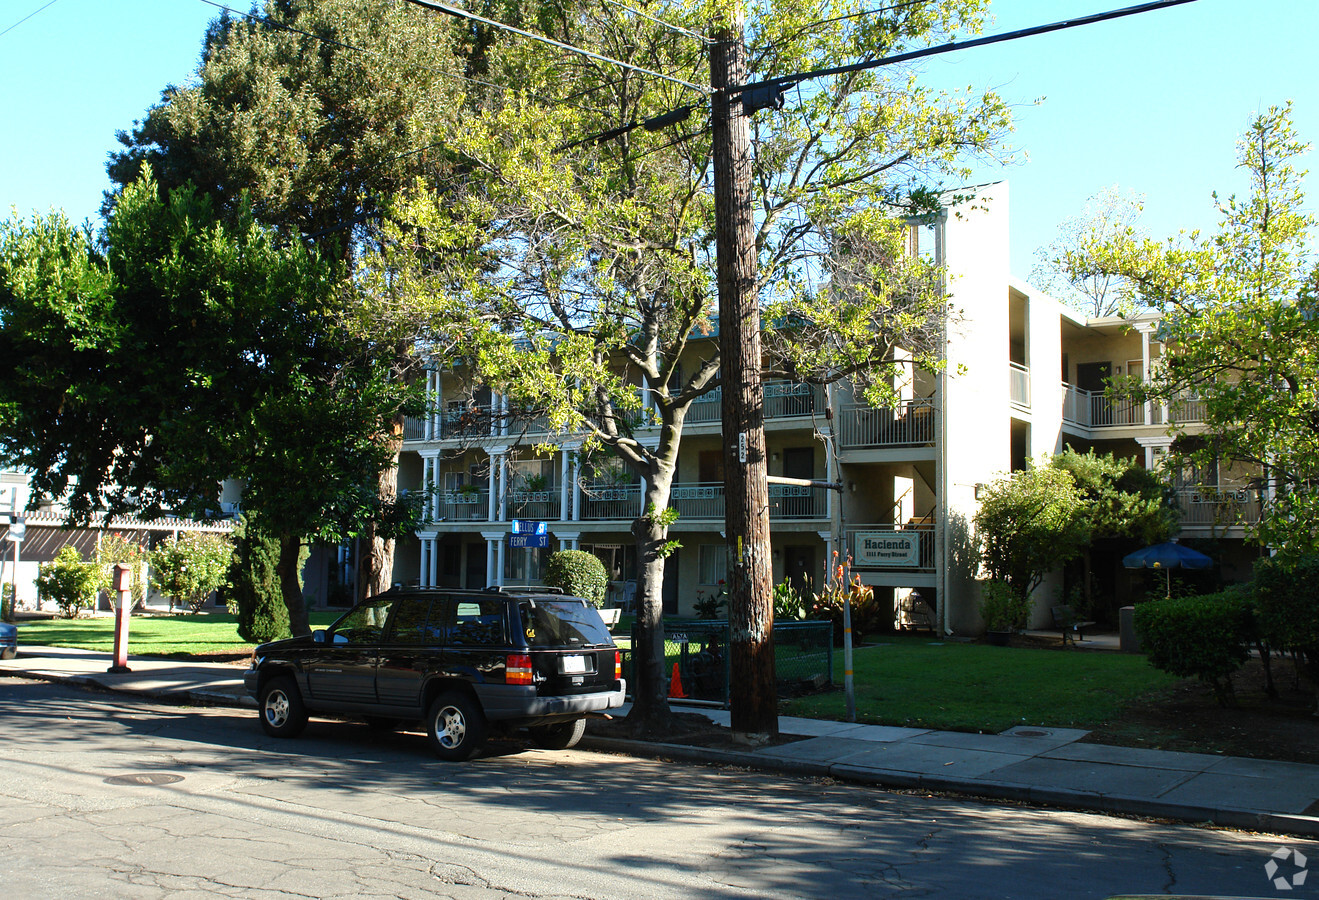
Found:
<box><xmin>614</xmin><ymin>649</ymin><xmax>622</xmax><ymax>680</ymax></box>
<box><xmin>506</xmin><ymin>653</ymin><xmax>533</xmax><ymax>685</ymax></box>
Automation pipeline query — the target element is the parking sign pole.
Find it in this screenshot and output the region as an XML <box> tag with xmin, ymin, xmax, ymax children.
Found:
<box><xmin>109</xmin><ymin>564</ymin><xmax>132</xmax><ymax>673</ymax></box>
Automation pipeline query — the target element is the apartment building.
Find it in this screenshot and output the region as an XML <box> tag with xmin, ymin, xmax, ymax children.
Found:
<box><xmin>392</xmin><ymin>182</ymin><xmax>1259</xmax><ymax>634</ymax></box>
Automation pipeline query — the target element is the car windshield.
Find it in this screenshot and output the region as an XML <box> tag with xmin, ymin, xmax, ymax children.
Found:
<box><xmin>518</xmin><ymin>600</ymin><xmax>613</xmax><ymax>648</ymax></box>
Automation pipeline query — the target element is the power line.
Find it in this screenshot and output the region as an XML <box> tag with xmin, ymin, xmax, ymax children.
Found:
<box><xmin>603</xmin><ymin>0</ymin><xmax>710</xmax><ymax>44</ymax></box>
<box><xmin>0</xmin><ymin>0</ymin><xmax>61</xmax><ymax>41</ymax></box>
<box><xmin>732</xmin><ymin>0</ymin><xmax>1202</xmax><ymax>102</ymax></box>
<box><xmin>198</xmin><ymin>0</ymin><xmax>372</xmax><ymax>54</ymax></box>
<box><xmin>400</xmin><ymin>0</ymin><xmax>710</xmax><ymax>94</ymax></box>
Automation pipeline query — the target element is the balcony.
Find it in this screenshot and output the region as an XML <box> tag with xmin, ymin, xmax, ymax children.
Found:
<box><xmin>1009</xmin><ymin>362</ymin><xmax>1030</xmax><ymax>410</ymax></box>
<box><xmin>580</xmin><ymin>484</ymin><xmax>643</xmax><ymax>521</ymax></box>
<box><xmin>1061</xmin><ymin>385</ymin><xmax>1205</xmax><ymax>430</ymax></box>
<box><xmin>660</xmin><ymin>380</ymin><xmax>827</xmax><ymax>426</ymax></box>
<box><xmin>506</xmin><ymin>490</ymin><xmax>561</xmax><ymax>521</ymax></box>
<box><xmin>845</xmin><ymin>524</ymin><xmax>935</xmax><ymax>572</ymax></box>
<box><xmin>434</xmin><ymin>490</ymin><xmax>490</xmax><ymax>521</ymax></box>
<box><xmin>669</xmin><ymin>482</ymin><xmax>827</xmax><ymax>520</ymax></box>
<box><xmin>1176</xmin><ymin>485</ymin><xmax>1261</xmax><ymax>531</ymax></box>
<box><xmin>838</xmin><ymin>398</ymin><xmax>936</xmax><ymax>450</ymax></box>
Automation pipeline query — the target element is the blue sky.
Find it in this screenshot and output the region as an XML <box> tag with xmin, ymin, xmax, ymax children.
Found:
<box><xmin>1</xmin><ymin>0</ymin><xmax>1314</xmax><ymax>278</ymax></box>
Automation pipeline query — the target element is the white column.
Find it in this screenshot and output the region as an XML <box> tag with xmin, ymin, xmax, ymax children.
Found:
<box><xmin>487</xmin><ymin>452</ymin><xmax>501</xmax><ymax>521</ymax></box>
<box><xmin>560</xmin><ymin>450</ymin><xmax>571</xmax><ymax>522</ymax></box>
<box><xmin>496</xmin><ymin>539</ymin><xmax>507</xmax><ymax>586</ymax></box>
<box><xmin>428</xmin><ymin>537</ymin><xmax>439</xmax><ymax>587</ymax></box>
<box><xmin>496</xmin><ymin>453</ymin><xmax>509</xmax><ymax>522</ymax></box>
<box><xmin>484</xmin><ymin>535</ymin><xmax>498</xmax><ymax>588</ymax></box>
<box><xmin>571</xmin><ymin>449</ymin><xmax>582</xmax><ymax>522</ymax></box>
<box><xmin>1141</xmin><ymin>327</ymin><xmax>1152</xmax><ymax>425</ymax></box>
<box><xmin>419</xmin><ymin>538</ymin><xmax>430</xmax><ymax>587</ymax></box>
<box><xmin>818</xmin><ymin>530</ymin><xmax>835</xmax><ymax>585</ymax></box>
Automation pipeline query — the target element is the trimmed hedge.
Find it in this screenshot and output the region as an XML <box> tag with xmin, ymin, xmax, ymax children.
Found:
<box><xmin>1133</xmin><ymin>590</ymin><xmax>1255</xmax><ymax>705</ymax></box>
<box><xmin>543</xmin><ymin>550</ymin><xmax>608</xmax><ymax>606</ymax></box>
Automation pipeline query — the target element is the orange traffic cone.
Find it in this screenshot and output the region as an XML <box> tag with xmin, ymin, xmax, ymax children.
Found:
<box><xmin>668</xmin><ymin>662</ymin><xmax>687</xmax><ymax>699</ymax></box>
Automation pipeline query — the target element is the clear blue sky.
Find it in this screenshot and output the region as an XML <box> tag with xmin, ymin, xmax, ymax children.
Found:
<box><xmin>1</xmin><ymin>0</ymin><xmax>1314</xmax><ymax>278</ymax></box>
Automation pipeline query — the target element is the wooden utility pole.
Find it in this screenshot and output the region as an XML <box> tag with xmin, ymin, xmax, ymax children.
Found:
<box><xmin>710</xmin><ymin>10</ymin><xmax>777</xmax><ymax>739</ymax></box>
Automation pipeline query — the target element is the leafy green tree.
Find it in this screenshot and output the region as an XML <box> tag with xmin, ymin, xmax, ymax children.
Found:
<box><xmin>150</xmin><ymin>532</ymin><xmax>235</xmax><ymax>613</ymax></box>
<box><xmin>0</xmin><ymin>175</ymin><xmax>414</xmax><ymax>635</ymax></box>
<box><xmin>1050</xmin><ymin>105</ymin><xmax>1319</xmax><ymax>553</ymax></box>
<box><xmin>107</xmin><ymin>0</ymin><xmax>473</xmax><ymax>598</ymax></box>
<box><xmin>1050</xmin><ymin>447</ymin><xmax>1178</xmax><ymax>613</ymax></box>
<box><xmin>372</xmin><ymin>0</ymin><xmax>1010</xmax><ymax>732</ymax></box>
<box><xmin>224</xmin><ymin>514</ymin><xmax>294</xmax><ymax>644</ymax></box>
<box><xmin>36</xmin><ymin>547</ymin><xmax>102</xmax><ymax>619</ymax></box>
<box><xmin>1031</xmin><ymin>186</ymin><xmax>1151</xmax><ymax>318</ymax></box>
<box><xmin>974</xmin><ymin>463</ymin><xmax>1089</xmax><ymax>606</ymax></box>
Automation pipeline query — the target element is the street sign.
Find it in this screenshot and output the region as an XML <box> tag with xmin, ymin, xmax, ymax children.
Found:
<box><xmin>5</xmin><ymin>517</ymin><xmax>25</xmax><ymax>543</ymax></box>
<box><xmin>510</xmin><ymin>519</ymin><xmax>547</xmax><ymax>535</ymax></box>
<box><xmin>508</xmin><ymin>533</ymin><xmax>549</xmax><ymax>549</ymax></box>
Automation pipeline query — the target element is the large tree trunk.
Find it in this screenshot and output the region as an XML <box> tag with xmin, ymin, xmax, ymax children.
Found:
<box><xmin>625</xmin><ymin>453</ymin><xmax>679</xmax><ymax>737</ymax></box>
<box><xmin>358</xmin><ymin>415</ymin><xmax>405</xmax><ymax>601</ymax></box>
<box><xmin>277</xmin><ymin>533</ymin><xmax>310</xmax><ymax>636</ymax></box>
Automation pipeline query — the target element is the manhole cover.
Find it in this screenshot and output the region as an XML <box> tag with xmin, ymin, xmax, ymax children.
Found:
<box><xmin>104</xmin><ymin>773</ymin><xmax>184</xmax><ymax>786</ymax></box>
<box><xmin>1014</xmin><ymin>730</ymin><xmax>1049</xmax><ymax>737</ymax></box>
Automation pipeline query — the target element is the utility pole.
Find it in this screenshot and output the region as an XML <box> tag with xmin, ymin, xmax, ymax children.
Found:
<box><xmin>710</xmin><ymin>7</ymin><xmax>776</xmax><ymax>740</ymax></box>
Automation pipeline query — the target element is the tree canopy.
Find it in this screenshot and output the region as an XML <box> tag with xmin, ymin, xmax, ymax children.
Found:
<box><xmin>0</xmin><ymin>175</ymin><xmax>414</xmax><ymax>633</ymax></box>
<box><xmin>1050</xmin><ymin>104</ymin><xmax>1319</xmax><ymax>553</ymax></box>
<box><xmin>974</xmin><ymin>463</ymin><xmax>1088</xmax><ymax>601</ymax></box>
<box><xmin>368</xmin><ymin>0</ymin><xmax>1012</xmax><ymax>729</ymax></box>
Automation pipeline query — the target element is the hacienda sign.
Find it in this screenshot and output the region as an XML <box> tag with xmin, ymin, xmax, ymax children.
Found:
<box><xmin>854</xmin><ymin>531</ymin><xmax>919</xmax><ymax>567</ymax></box>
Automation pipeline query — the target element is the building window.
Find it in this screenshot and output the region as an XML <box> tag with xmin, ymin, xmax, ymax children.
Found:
<box><xmin>698</xmin><ymin>544</ymin><xmax>727</xmax><ymax>586</ymax></box>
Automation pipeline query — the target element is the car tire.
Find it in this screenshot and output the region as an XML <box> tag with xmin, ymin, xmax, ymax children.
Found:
<box><xmin>0</xmin><ymin>647</ymin><xmax>15</xmax><ymax>661</ymax></box>
<box><xmin>259</xmin><ymin>676</ymin><xmax>308</xmax><ymax>738</ymax></box>
<box><xmin>530</xmin><ymin>717</ymin><xmax>586</xmax><ymax>751</ymax></box>
<box><xmin>426</xmin><ymin>691</ymin><xmax>487</xmax><ymax>761</ymax></box>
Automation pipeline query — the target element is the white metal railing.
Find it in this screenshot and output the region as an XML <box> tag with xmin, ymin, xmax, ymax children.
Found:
<box><xmin>845</xmin><ymin>524</ymin><xmax>935</xmax><ymax>571</ymax></box>
<box><xmin>579</xmin><ymin>484</ymin><xmax>643</xmax><ymax>520</ymax></box>
<box><xmin>670</xmin><ymin>482</ymin><xmax>725</xmax><ymax>519</ymax></box>
<box><xmin>1009</xmin><ymin>362</ymin><xmax>1030</xmax><ymax>409</ymax></box>
<box><xmin>506</xmin><ymin>490</ymin><xmax>561</xmax><ymax>521</ymax></box>
<box><xmin>436</xmin><ymin>490</ymin><xmax>490</xmax><ymax>521</ymax></box>
<box><xmin>685</xmin><ymin>380</ymin><xmax>826</xmax><ymax>425</ymax></box>
<box><xmin>768</xmin><ymin>483</ymin><xmax>826</xmax><ymax>519</ymax></box>
<box><xmin>838</xmin><ymin>398</ymin><xmax>937</xmax><ymax>449</ymax></box>
<box><xmin>1061</xmin><ymin>384</ymin><xmax>1205</xmax><ymax>429</ymax></box>
<box><xmin>1176</xmin><ymin>486</ymin><xmax>1261</xmax><ymax>529</ymax></box>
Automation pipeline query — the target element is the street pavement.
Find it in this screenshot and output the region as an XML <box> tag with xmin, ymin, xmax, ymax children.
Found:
<box><xmin>4</xmin><ymin>643</ymin><xmax>1318</xmax><ymax>838</ymax></box>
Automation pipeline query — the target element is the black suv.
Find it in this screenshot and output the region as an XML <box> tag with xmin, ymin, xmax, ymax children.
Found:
<box><xmin>243</xmin><ymin>587</ymin><xmax>625</xmax><ymax>760</ymax></box>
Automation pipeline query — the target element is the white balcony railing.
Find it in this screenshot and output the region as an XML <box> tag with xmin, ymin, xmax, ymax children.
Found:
<box><xmin>838</xmin><ymin>398</ymin><xmax>937</xmax><ymax>450</ymax></box>
<box><xmin>1009</xmin><ymin>362</ymin><xmax>1030</xmax><ymax>409</ymax></box>
<box><xmin>845</xmin><ymin>524</ymin><xmax>935</xmax><ymax>571</ymax></box>
<box><xmin>1176</xmin><ymin>486</ymin><xmax>1261</xmax><ymax>530</ymax></box>
<box><xmin>1061</xmin><ymin>384</ymin><xmax>1204</xmax><ymax>429</ymax></box>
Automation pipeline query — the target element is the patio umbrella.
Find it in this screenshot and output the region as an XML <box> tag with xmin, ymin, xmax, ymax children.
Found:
<box><xmin>1122</xmin><ymin>541</ymin><xmax>1214</xmax><ymax>597</ymax></box>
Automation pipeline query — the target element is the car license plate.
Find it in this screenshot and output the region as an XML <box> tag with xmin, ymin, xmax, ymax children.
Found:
<box><xmin>560</xmin><ymin>655</ymin><xmax>587</xmax><ymax>674</ymax></box>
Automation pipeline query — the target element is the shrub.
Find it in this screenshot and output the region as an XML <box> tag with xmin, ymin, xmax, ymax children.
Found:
<box><xmin>811</xmin><ymin>554</ymin><xmax>884</xmax><ymax>644</ymax></box>
<box><xmin>979</xmin><ymin>579</ymin><xmax>1031</xmax><ymax>632</ymax></box>
<box><xmin>36</xmin><ymin>546</ymin><xmax>101</xmax><ymax>619</ymax></box>
<box><xmin>1254</xmin><ymin>553</ymin><xmax>1319</xmax><ymax>683</ymax></box>
<box><xmin>773</xmin><ymin>580</ymin><xmax>808</xmax><ymax>621</ymax></box>
<box><xmin>222</xmin><ymin>515</ymin><xmax>292</xmax><ymax>644</ymax></box>
<box><xmin>94</xmin><ymin>533</ymin><xmax>148</xmax><ymax>611</ymax></box>
<box><xmin>1134</xmin><ymin>590</ymin><xmax>1256</xmax><ymax>705</ymax></box>
<box><xmin>150</xmin><ymin>532</ymin><xmax>234</xmax><ymax>613</ymax></box>
<box><xmin>2</xmin><ymin>582</ymin><xmax>14</xmax><ymax>622</ymax></box>
<box><xmin>694</xmin><ymin>581</ymin><xmax>728</xmax><ymax>619</ymax></box>
<box><xmin>543</xmin><ymin>550</ymin><xmax>608</xmax><ymax>606</ymax></box>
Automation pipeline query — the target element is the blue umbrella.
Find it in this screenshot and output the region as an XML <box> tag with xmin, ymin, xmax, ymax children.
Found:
<box><xmin>1123</xmin><ymin>541</ymin><xmax>1213</xmax><ymax>597</ymax></box>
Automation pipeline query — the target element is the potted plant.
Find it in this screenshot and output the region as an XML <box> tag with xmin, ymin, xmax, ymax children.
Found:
<box><xmin>980</xmin><ymin>580</ymin><xmax>1029</xmax><ymax>646</ymax></box>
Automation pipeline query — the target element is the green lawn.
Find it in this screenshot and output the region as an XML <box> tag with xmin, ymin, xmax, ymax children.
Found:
<box><xmin>780</xmin><ymin>634</ymin><xmax>1178</xmax><ymax>733</ymax></box>
<box><xmin>15</xmin><ymin>611</ymin><xmax>343</xmax><ymax>657</ymax></box>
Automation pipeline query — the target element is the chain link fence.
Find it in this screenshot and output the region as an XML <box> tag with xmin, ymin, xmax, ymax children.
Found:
<box><xmin>622</xmin><ymin>619</ymin><xmax>833</xmax><ymax>706</ymax></box>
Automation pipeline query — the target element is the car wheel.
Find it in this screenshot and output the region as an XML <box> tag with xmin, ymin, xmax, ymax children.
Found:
<box><xmin>259</xmin><ymin>676</ymin><xmax>308</xmax><ymax>738</ymax></box>
<box><xmin>0</xmin><ymin>647</ymin><xmax>15</xmax><ymax>661</ymax></box>
<box><xmin>530</xmin><ymin>717</ymin><xmax>586</xmax><ymax>750</ymax></box>
<box><xmin>426</xmin><ymin>691</ymin><xmax>487</xmax><ymax>761</ymax></box>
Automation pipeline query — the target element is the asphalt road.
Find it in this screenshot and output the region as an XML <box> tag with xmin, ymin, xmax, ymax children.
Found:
<box><xmin>0</xmin><ymin>678</ymin><xmax>1310</xmax><ymax>899</ymax></box>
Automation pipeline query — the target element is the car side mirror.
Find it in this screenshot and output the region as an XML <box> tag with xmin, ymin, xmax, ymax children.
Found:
<box><xmin>312</xmin><ymin>630</ymin><xmax>326</xmax><ymax>644</ymax></box>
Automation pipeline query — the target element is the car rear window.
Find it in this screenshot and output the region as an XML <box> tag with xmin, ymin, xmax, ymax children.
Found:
<box><xmin>518</xmin><ymin>600</ymin><xmax>613</xmax><ymax>648</ymax></box>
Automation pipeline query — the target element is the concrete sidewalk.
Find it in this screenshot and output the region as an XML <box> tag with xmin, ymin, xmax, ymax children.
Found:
<box><xmin>4</xmin><ymin>644</ymin><xmax>1317</xmax><ymax>837</ymax></box>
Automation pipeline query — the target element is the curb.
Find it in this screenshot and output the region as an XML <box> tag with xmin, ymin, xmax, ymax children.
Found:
<box><xmin>583</xmin><ymin>735</ymin><xmax>1319</xmax><ymax>838</ymax></box>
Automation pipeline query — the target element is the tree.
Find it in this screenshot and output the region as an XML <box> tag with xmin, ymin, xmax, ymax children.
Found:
<box><xmin>0</xmin><ymin>175</ymin><xmax>414</xmax><ymax>635</ymax></box>
<box><xmin>224</xmin><ymin>513</ymin><xmax>294</xmax><ymax>644</ymax></box>
<box><xmin>1031</xmin><ymin>186</ymin><xmax>1152</xmax><ymax>317</ymax></box>
<box><xmin>1050</xmin><ymin>447</ymin><xmax>1178</xmax><ymax>613</ymax></box>
<box><xmin>94</xmin><ymin>533</ymin><xmax>149</xmax><ymax>612</ymax></box>
<box><xmin>106</xmin><ymin>0</ymin><xmax>472</xmax><ymax>599</ymax></box>
<box><xmin>36</xmin><ymin>547</ymin><xmax>101</xmax><ymax>619</ymax></box>
<box><xmin>974</xmin><ymin>463</ymin><xmax>1089</xmax><ymax>605</ymax></box>
<box><xmin>373</xmin><ymin>0</ymin><xmax>1010</xmax><ymax>735</ymax></box>
<box><xmin>151</xmin><ymin>532</ymin><xmax>235</xmax><ymax>614</ymax></box>
<box><xmin>1053</xmin><ymin>105</ymin><xmax>1319</xmax><ymax>553</ymax></box>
